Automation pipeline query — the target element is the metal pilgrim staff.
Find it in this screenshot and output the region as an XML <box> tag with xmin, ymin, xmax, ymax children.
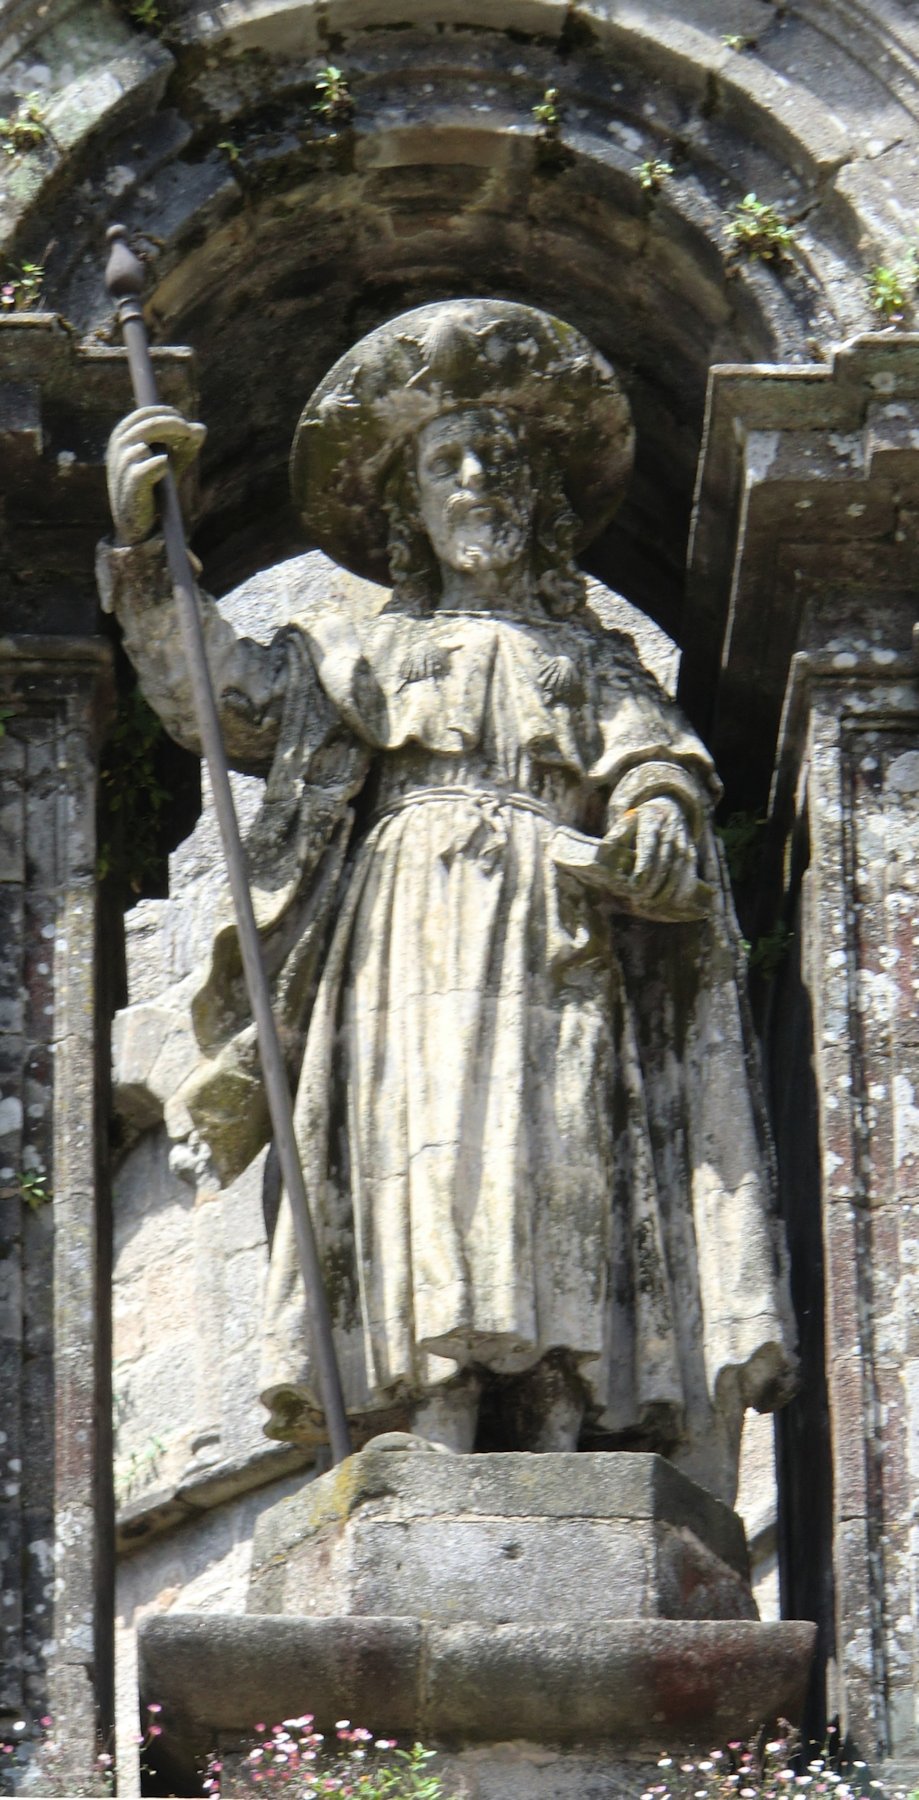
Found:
<box><xmin>103</xmin><ymin>223</ymin><xmax>352</xmax><ymax>1465</ymax></box>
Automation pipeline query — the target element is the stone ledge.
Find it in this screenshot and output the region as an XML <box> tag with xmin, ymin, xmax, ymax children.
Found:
<box><xmin>139</xmin><ymin>1614</ymin><xmax>817</xmax><ymax>1751</ymax></box>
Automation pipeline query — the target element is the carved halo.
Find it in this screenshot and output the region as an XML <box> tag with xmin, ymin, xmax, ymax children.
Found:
<box><xmin>290</xmin><ymin>299</ymin><xmax>636</xmax><ymax>586</ymax></box>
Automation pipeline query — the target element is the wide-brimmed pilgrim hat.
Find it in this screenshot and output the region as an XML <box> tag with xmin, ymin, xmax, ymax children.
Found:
<box><xmin>290</xmin><ymin>299</ymin><xmax>635</xmax><ymax>586</ymax></box>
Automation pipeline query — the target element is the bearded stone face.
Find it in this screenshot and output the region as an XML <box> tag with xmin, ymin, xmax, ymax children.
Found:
<box><xmin>413</xmin><ymin>407</ymin><xmax>536</xmax><ymax>576</ymax></box>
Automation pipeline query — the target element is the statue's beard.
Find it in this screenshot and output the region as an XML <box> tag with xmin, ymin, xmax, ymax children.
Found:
<box><xmin>441</xmin><ymin>492</ymin><xmax>530</xmax><ymax>571</ymax></box>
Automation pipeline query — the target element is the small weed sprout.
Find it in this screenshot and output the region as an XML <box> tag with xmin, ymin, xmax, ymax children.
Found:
<box><xmin>18</xmin><ymin>1169</ymin><xmax>51</xmax><ymax>1209</ymax></box>
<box><xmin>313</xmin><ymin>65</ymin><xmax>353</xmax><ymax>124</ymax></box>
<box><xmin>218</xmin><ymin>138</ymin><xmax>242</xmax><ymax>164</ymax></box>
<box><xmin>0</xmin><ymin>92</ymin><xmax>47</xmax><ymax>156</ymax></box>
<box><xmin>127</xmin><ymin>0</ymin><xmax>161</xmax><ymax>26</ymax></box>
<box><xmin>532</xmin><ymin>86</ymin><xmax>562</xmax><ymax>138</ymax></box>
<box><xmin>867</xmin><ymin>255</ymin><xmax>917</xmax><ymax>323</ymax></box>
<box><xmin>633</xmin><ymin>156</ymin><xmax>674</xmax><ymax>193</ymax></box>
<box><xmin>726</xmin><ymin>192</ymin><xmax>796</xmax><ymax>265</ymax></box>
<box><xmin>722</xmin><ymin>33</ymin><xmax>757</xmax><ymax>51</ymax></box>
<box><xmin>0</xmin><ymin>260</ymin><xmax>44</xmax><ymax>310</ymax></box>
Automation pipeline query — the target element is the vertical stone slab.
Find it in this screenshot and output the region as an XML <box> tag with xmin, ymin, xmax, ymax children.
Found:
<box><xmin>772</xmin><ymin>617</ymin><xmax>919</xmax><ymax>1769</ymax></box>
<box><xmin>0</xmin><ymin>638</ymin><xmax>113</xmax><ymax>1785</ymax></box>
<box><xmin>685</xmin><ymin>339</ymin><xmax>919</xmax><ymax>1772</ymax></box>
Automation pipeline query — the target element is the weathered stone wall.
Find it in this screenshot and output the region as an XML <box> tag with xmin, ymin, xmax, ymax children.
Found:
<box><xmin>0</xmin><ymin>637</ymin><xmax>113</xmax><ymax>1774</ymax></box>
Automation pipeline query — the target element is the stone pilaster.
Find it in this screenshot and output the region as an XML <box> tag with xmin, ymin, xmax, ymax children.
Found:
<box><xmin>685</xmin><ymin>336</ymin><xmax>919</xmax><ymax>1766</ymax></box>
<box><xmin>0</xmin><ymin>312</ymin><xmax>195</xmax><ymax>1787</ymax></box>
<box><xmin>0</xmin><ymin>638</ymin><xmax>114</xmax><ymax>1782</ymax></box>
<box><xmin>774</xmin><ymin>620</ymin><xmax>919</xmax><ymax>1768</ymax></box>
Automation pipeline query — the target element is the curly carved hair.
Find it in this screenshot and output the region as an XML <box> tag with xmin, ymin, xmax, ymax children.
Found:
<box><xmin>381</xmin><ymin>429</ymin><xmax>587</xmax><ymax>617</ymax></box>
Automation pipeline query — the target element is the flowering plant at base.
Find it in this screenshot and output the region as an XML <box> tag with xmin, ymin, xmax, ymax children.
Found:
<box><xmin>0</xmin><ymin>1701</ymin><xmax>164</xmax><ymax>1797</ymax></box>
<box><xmin>638</xmin><ymin>1727</ymin><xmax>917</xmax><ymax>1800</ymax></box>
<box><xmin>203</xmin><ymin>1718</ymin><xmax>454</xmax><ymax>1800</ymax></box>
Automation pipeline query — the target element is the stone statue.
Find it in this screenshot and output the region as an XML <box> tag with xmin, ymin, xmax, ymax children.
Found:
<box><xmin>99</xmin><ymin>300</ymin><xmax>794</xmax><ymax>1502</ymax></box>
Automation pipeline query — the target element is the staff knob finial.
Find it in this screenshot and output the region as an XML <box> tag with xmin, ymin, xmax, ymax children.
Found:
<box><xmin>105</xmin><ymin>223</ymin><xmax>145</xmax><ymax>302</ymax></box>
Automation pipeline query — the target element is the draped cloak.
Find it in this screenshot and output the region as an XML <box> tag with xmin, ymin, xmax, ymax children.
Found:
<box><xmin>98</xmin><ymin>541</ymin><xmax>796</xmax><ymax>1506</ymax></box>
<box><xmin>189</xmin><ymin>609</ymin><xmax>793</xmax><ymax>1503</ymax></box>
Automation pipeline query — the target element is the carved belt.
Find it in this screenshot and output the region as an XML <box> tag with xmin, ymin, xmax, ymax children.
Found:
<box><xmin>369</xmin><ymin>783</ymin><xmax>563</xmax><ymax>830</ymax></box>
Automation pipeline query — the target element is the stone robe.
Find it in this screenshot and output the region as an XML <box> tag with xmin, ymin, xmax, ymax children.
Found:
<box><xmin>99</xmin><ymin>542</ymin><xmax>796</xmax><ymax>1502</ymax></box>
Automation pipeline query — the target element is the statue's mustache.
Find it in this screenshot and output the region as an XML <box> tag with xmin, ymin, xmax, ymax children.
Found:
<box><xmin>445</xmin><ymin>490</ymin><xmax>515</xmax><ymax>524</ymax></box>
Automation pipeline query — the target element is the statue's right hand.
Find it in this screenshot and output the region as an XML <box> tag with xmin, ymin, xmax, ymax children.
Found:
<box><xmin>106</xmin><ymin>404</ymin><xmax>207</xmax><ymax>545</ymax></box>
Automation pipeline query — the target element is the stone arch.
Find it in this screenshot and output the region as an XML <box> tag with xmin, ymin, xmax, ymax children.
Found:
<box><xmin>4</xmin><ymin>0</ymin><xmax>919</xmax><ymax>636</ymax></box>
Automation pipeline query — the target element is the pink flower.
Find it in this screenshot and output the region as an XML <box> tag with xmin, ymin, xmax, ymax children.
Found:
<box><xmin>40</xmin><ymin>1716</ymin><xmax>53</xmax><ymax>1728</ymax></box>
<box><xmin>255</xmin><ymin>1724</ymin><xmax>266</xmax><ymax>1733</ymax></box>
<box><xmin>148</xmin><ymin>1725</ymin><xmax>163</xmax><ymax>1738</ymax></box>
<box><xmin>375</xmin><ymin>1740</ymin><xmax>397</xmax><ymax>1751</ymax></box>
<box><xmin>147</xmin><ymin>1703</ymin><xmax>163</xmax><ymax>1715</ymax></box>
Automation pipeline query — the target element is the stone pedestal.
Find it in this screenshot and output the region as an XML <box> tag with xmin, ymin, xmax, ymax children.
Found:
<box><xmin>139</xmin><ymin>1447</ymin><xmax>815</xmax><ymax>1797</ymax></box>
<box><xmin>247</xmin><ymin>1446</ymin><xmax>757</xmax><ymax>1623</ymax></box>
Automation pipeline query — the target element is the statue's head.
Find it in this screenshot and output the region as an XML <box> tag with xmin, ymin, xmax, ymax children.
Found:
<box><xmin>382</xmin><ymin>402</ymin><xmax>587</xmax><ymax>616</ymax></box>
<box><xmin>291</xmin><ymin>300</ymin><xmax>635</xmax><ymax>614</ymax></box>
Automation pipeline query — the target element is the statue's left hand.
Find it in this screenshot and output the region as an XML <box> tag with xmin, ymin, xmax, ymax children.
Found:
<box><xmin>603</xmin><ymin>795</ymin><xmax>699</xmax><ymax>908</ymax></box>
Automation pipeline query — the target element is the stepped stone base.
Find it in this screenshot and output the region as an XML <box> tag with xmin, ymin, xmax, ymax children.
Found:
<box><xmin>137</xmin><ymin>1446</ymin><xmax>816</xmax><ymax>1797</ymax></box>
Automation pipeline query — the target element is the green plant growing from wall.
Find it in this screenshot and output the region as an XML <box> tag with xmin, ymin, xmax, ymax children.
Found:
<box><xmin>18</xmin><ymin>1169</ymin><xmax>51</xmax><ymax>1210</ymax></box>
<box><xmin>313</xmin><ymin>65</ymin><xmax>353</xmax><ymax>124</ymax></box>
<box><xmin>97</xmin><ymin>686</ymin><xmax>172</xmax><ymax>897</ymax></box>
<box><xmin>633</xmin><ymin>156</ymin><xmax>674</xmax><ymax>192</ymax></box>
<box><xmin>125</xmin><ymin>0</ymin><xmax>162</xmax><ymax>26</ymax></box>
<box><xmin>532</xmin><ymin>86</ymin><xmax>562</xmax><ymax>137</ymax></box>
<box><xmin>0</xmin><ymin>93</ymin><xmax>47</xmax><ymax>156</ymax></box>
<box><xmin>867</xmin><ymin>256</ymin><xmax>917</xmax><ymax>323</ymax></box>
<box><xmin>218</xmin><ymin>138</ymin><xmax>242</xmax><ymax>164</ymax></box>
<box><xmin>722</xmin><ymin>33</ymin><xmax>757</xmax><ymax>51</ymax></box>
<box><xmin>0</xmin><ymin>261</ymin><xmax>44</xmax><ymax>310</ymax></box>
<box><xmin>532</xmin><ymin>87</ymin><xmax>573</xmax><ymax>172</ymax></box>
<box><xmin>726</xmin><ymin>192</ymin><xmax>796</xmax><ymax>264</ymax></box>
